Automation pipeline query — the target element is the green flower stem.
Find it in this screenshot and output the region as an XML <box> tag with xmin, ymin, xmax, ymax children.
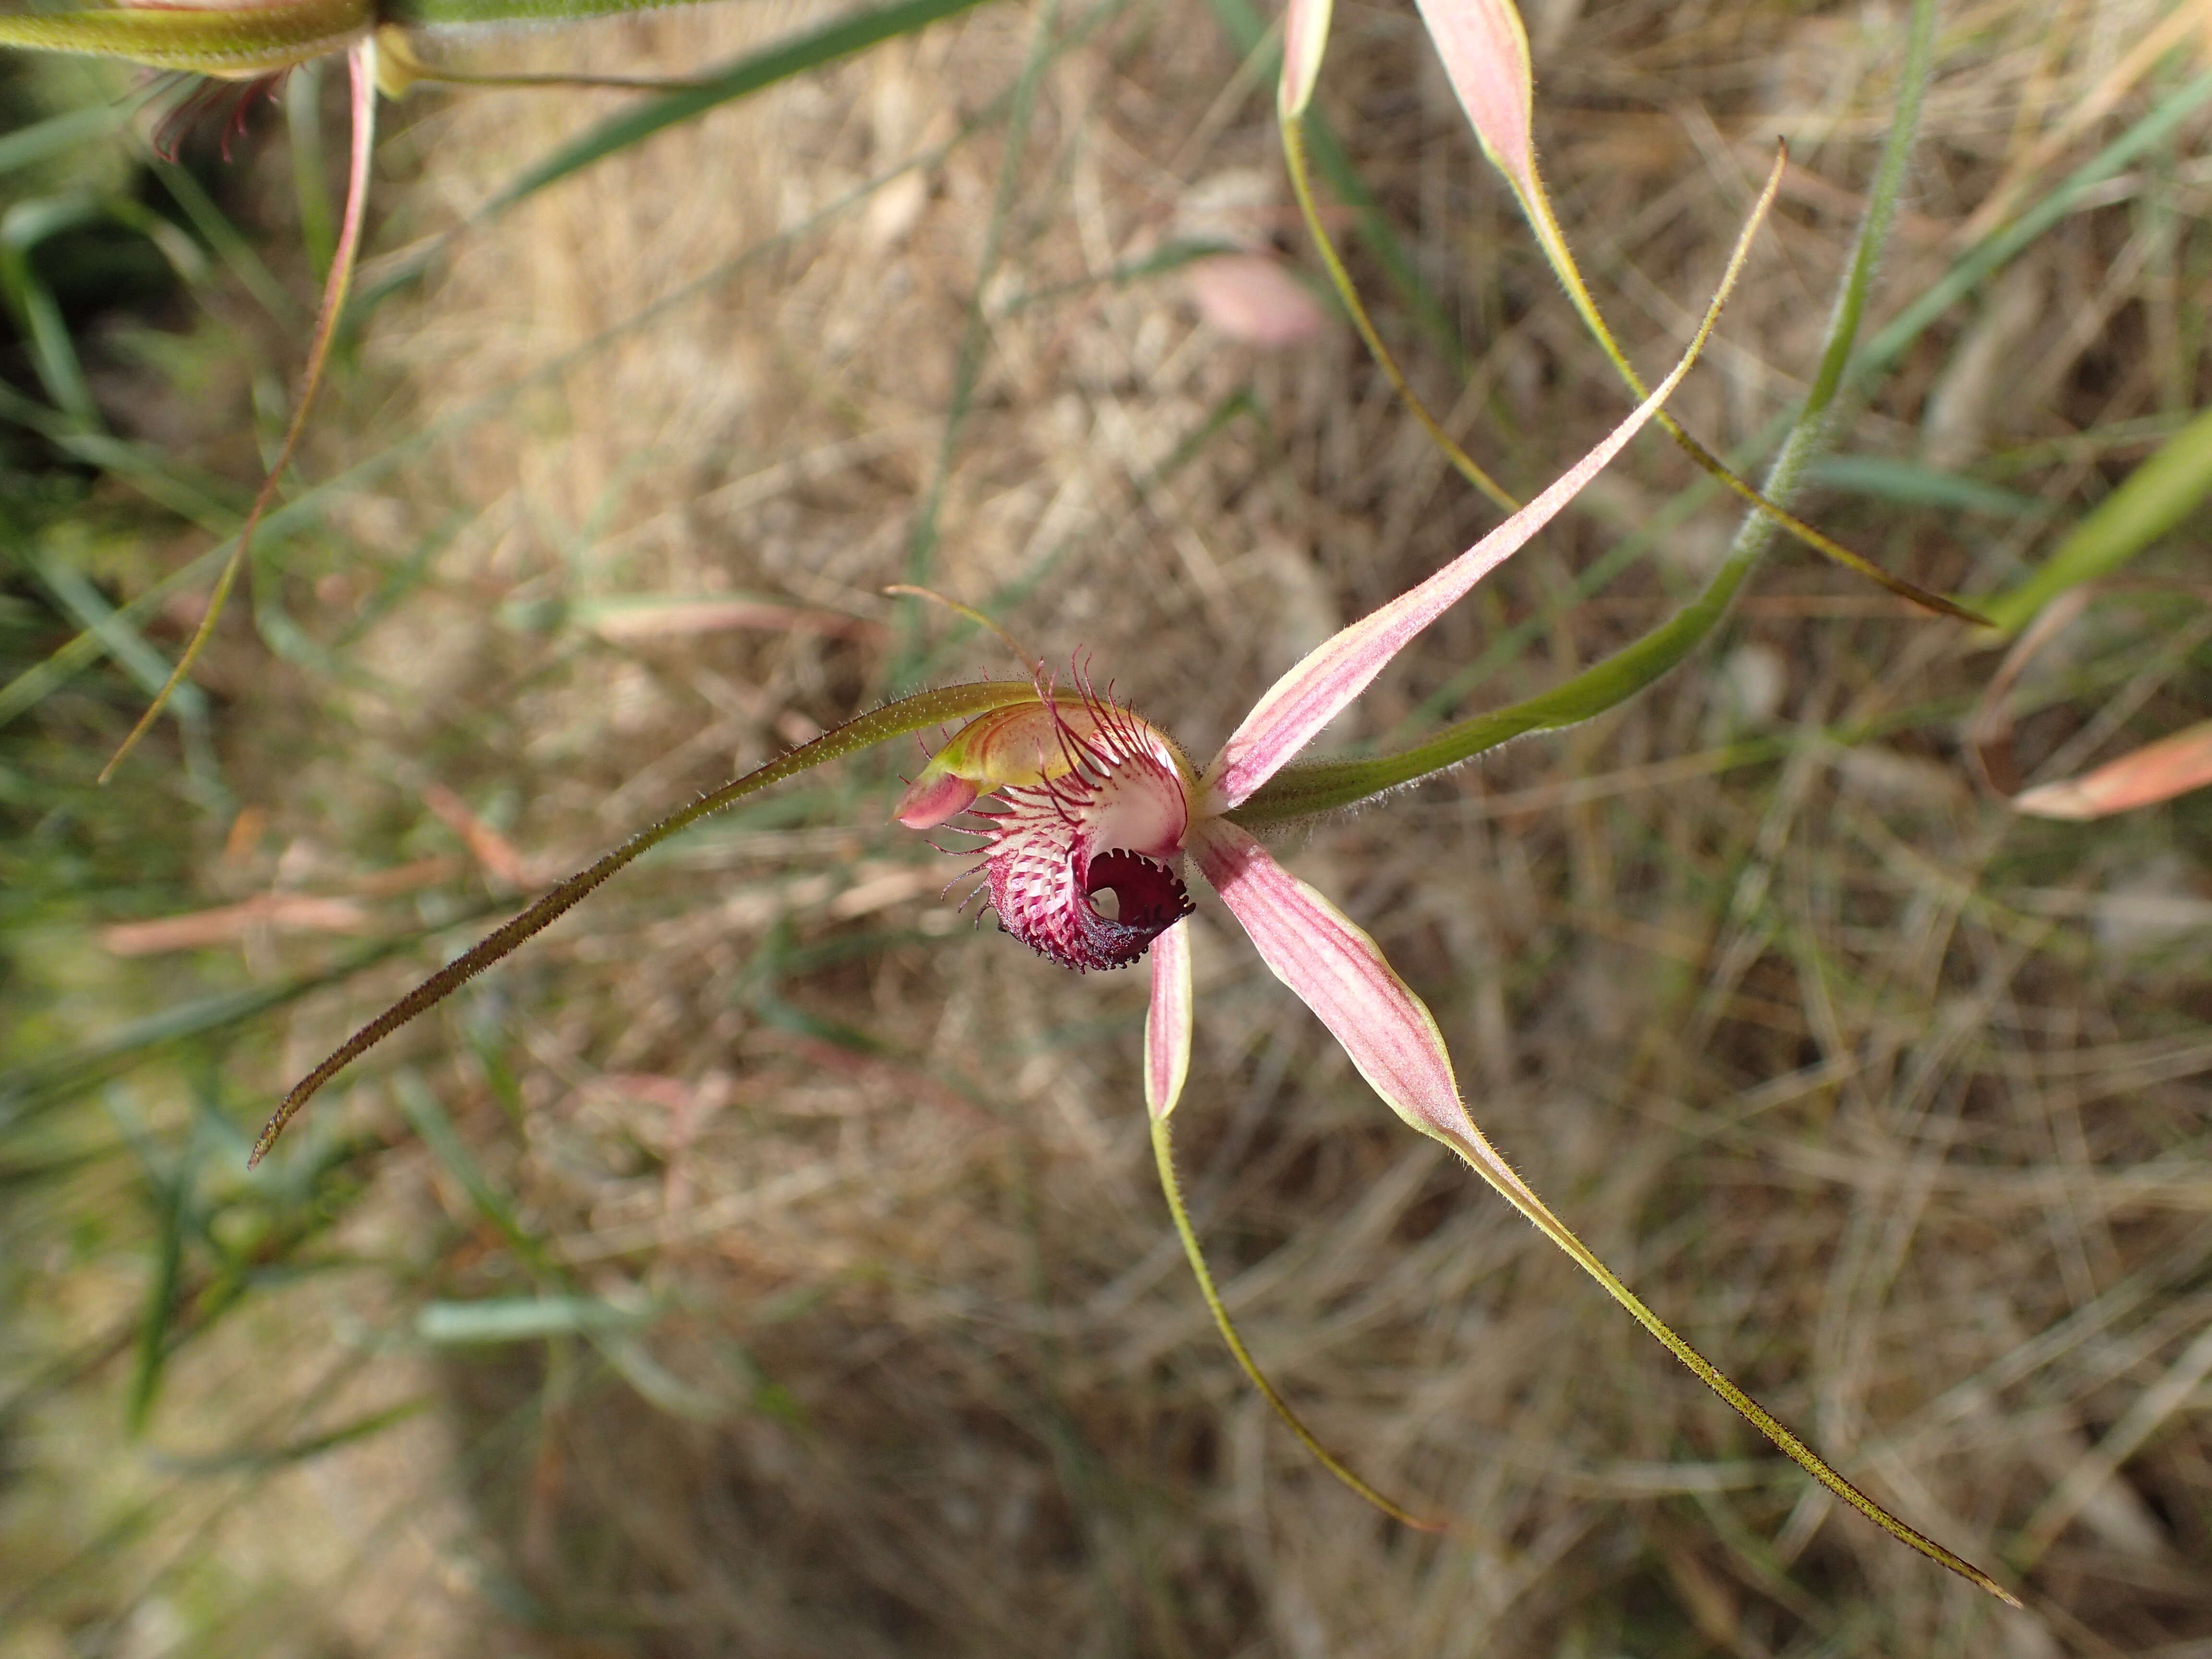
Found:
<box><xmin>1151</xmin><ymin>1115</ymin><xmax>1444</xmax><ymax>1530</ymax></box>
<box><xmin>102</xmin><ymin>38</ymin><xmax>381</xmax><ymax>781</ymax></box>
<box><xmin>250</xmin><ymin>679</ymin><xmax>1040</xmax><ymax>1165</ymax></box>
<box><xmin>1233</xmin><ymin>0</ymin><xmax>1945</xmax><ymax>832</ymax></box>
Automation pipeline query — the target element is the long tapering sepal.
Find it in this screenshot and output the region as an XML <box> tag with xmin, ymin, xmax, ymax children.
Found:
<box><xmin>1407</xmin><ymin>0</ymin><xmax>1980</xmax><ymax>622</ymax></box>
<box><xmin>250</xmin><ymin>679</ymin><xmax>1040</xmax><ymax>1165</ymax></box>
<box><xmin>1203</xmin><ymin>149</ymin><xmax>1778</xmax><ymax>813</ymax></box>
<box><xmin>1189</xmin><ymin>816</ymin><xmax>2020</xmax><ymax>1605</ymax></box>
<box><xmin>1151</xmin><ymin>1112</ymin><xmax>1446</xmax><ymax>1531</ymax></box>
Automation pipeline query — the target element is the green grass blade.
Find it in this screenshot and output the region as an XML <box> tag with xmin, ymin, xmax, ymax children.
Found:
<box><xmin>893</xmin><ymin>0</ymin><xmax>1063</xmax><ymax>677</ymax></box>
<box><xmin>417</xmin><ymin>1295</ymin><xmax>651</xmax><ymax>1343</ymax></box>
<box><xmin>0</xmin><ymin>100</ymin><xmax>133</xmax><ymax>176</ymax></box>
<box><xmin>123</xmin><ymin>1133</ymin><xmax>190</xmax><ymax>1437</ymax></box>
<box><xmin>1856</xmin><ymin>68</ymin><xmax>2212</xmax><ymax>392</ymax></box>
<box><xmin>1978</xmin><ymin>400</ymin><xmax>2212</xmax><ymax>634</ymax></box>
<box><xmin>287</xmin><ymin>58</ymin><xmax>337</xmax><ymax>278</ymax></box>
<box><xmin>477</xmin><ymin>0</ymin><xmax>998</xmax><ymax>217</ymax></box>
<box><xmin>32</xmin><ymin>554</ymin><xmax>211</xmax><ymax>720</ymax></box>
<box><xmin>153</xmin><ymin>159</ymin><xmax>299</xmax><ymax>325</ymax></box>
<box><xmin>393</xmin><ymin>1070</ymin><xmax>549</xmax><ymax>1267</ymax></box>
<box><xmin>151</xmin><ymin>1398</ymin><xmax>432</xmax><ymax>1474</ymax></box>
<box><xmin>0</xmin><ymin>930</ymin><xmax>455</xmax><ymax>1133</ymax></box>
<box><xmin>0</xmin><ymin>195</ymin><xmax>107</xmax><ymax>430</ymax></box>
<box><xmin>1806</xmin><ymin>454</ymin><xmax>2043</xmax><ymax>518</ymax></box>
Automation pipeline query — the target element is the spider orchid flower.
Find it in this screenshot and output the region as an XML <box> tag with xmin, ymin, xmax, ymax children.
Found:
<box><xmin>886</xmin><ymin>228</ymin><xmax>2013</xmax><ymax>1613</ymax></box>
<box><xmin>250</xmin><ymin>150</ymin><xmax>2009</xmax><ymax>1605</ymax></box>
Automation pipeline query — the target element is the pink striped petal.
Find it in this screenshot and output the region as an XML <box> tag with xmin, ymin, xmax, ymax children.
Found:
<box><xmin>1189</xmin><ymin>818</ymin><xmax>1461</xmax><ymax>1137</ymax></box>
<box><xmin>1412</xmin><ymin>0</ymin><xmax>1538</xmax><ymax>199</ymax></box>
<box><xmin>1145</xmin><ymin>918</ymin><xmax>1194</xmax><ymax>1121</ymax></box>
<box><xmin>1279</xmin><ymin>0</ymin><xmax>1334</xmax><ymax>119</ymax></box>
<box><xmin>1189</xmin><ymin>817</ymin><xmax>1558</xmax><ymax>1211</ymax></box>
<box><xmin>1204</xmin><ymin>343</ymin><xmax>1697</xmax><ymax>811</ymax></box>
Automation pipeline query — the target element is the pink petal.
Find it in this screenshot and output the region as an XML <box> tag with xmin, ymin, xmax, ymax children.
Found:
<box><xmin>1145</xmin><ymin>918</ymin><xmax>1194</xmax><ymax>1121</ymax></box>
<box><xmin>1412</xmin><ymin>0</ymin><xmax>1538</xmax><ymax>199</ymax></box>
<box><xmin>1185</xmin><ymin>253</ymin><xmax>1326</xmax><ymax>348</ymax></box>
<box><xmin>1190</xmin><ymin>820</ymin><xmax>1457</xmax><ymax>1138</ymax></box>
<box><xmin>1279</xmin><ymin>0</ymin><xmax>1334</xmax><ymax>119</ymax></box>
<box><xmin>1204</xmin><ymin>340</ymin><xmax>1697</xmax><ymax>811</ymax></box>
<box><xmin>2013</xmin><ymin>720</ymin><xmax>2212</xmax><ymax>819</ymax></box>
<box><xmin>1188</xmin><ymin>817</ymin><xmax>1561</xmax><ymax>1219</ymax></box>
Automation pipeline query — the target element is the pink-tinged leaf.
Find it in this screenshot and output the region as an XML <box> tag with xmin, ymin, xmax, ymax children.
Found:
<box><xmin>99</xmin><ymin>893</ymin><xmax>375</xmax><ymax>956</ymax></box>
<box><xmin>1185</xmin><ymin>252</ymin><xmax>1326</xmax><ymax>348</ymax></box>
<box><xmin>1145</xmin><ymin>917</ymin><xmax>1194</xmax><ymax>1121</ymax></box>
<box><xmin>1207</xmin><ymin>343</ymin><xmax>1687</xmax><ymax>810</ymax></box>
<box><xmin>1278</xmin><ymin>0</ymin><xmax>1334</xmax><ymax>120</ymax></box>
<box><xmin>1411</xmin><ymin>0</ymin><xmax>1537</xmax><ymax>199</ymax></box>
<box><xmin>2014</xmin><ymin>720</ymin><xmax>2212</xmax><ymax>819</ymax></box>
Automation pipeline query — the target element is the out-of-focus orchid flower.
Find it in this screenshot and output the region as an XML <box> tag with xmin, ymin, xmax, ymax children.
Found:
<box><xmin>1183</xmin><ymin>251</ymin><xmax>1326</xmax><ymax>347</ymax></box>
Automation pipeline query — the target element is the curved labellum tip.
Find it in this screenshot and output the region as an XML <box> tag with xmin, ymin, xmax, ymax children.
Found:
<box><xmin>989</xmin><ymin>844</ymin><xmax>1192</xmax><ymax>973</ymax></box>
<box><xmin>894</xmin><ymin>770</ymin><xmax>981</xmax><ymax>830</ymax></box>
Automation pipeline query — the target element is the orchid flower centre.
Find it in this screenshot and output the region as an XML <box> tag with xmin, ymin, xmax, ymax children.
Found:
<box><xmin>894</xmin><ymin>686</ymin><xmax>1198</xmax><ymax>973</ymax></box>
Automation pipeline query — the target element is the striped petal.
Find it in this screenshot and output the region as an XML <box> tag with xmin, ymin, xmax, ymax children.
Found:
<box><xmin>1278</xmin><ymin>0</ymin><xmax>1333</xmax><ymax>119</ymax></box>
<box><xmin>1411</xmin><ymin>0</ymin><xmax>1538</xmax><ymax>200</ymax></box>
<box><xmin>1188</xmin><ymin>817</ymin><xmax>1481</xmax><ymax>1156</ymax></box>
<box><xmin>1144</xmin><ymin>918</ymin><xmax>1194</xmax><ymax>1121</ymax></box>
<box><xmin>1202</xmin><ymin>170</ymin><xmax>1768</xmax><ymax>813</ymax></box>
<box><xmin>1203</xmin><ymin>359</ymin><xmax>1689</xmax><ymax>811</ymax></box>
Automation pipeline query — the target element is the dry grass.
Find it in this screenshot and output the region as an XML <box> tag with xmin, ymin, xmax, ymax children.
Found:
<box><xmin>6</xmin><ymin>0</ymin><xmax>2212</xmax><ymax>1654</ymax></box>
